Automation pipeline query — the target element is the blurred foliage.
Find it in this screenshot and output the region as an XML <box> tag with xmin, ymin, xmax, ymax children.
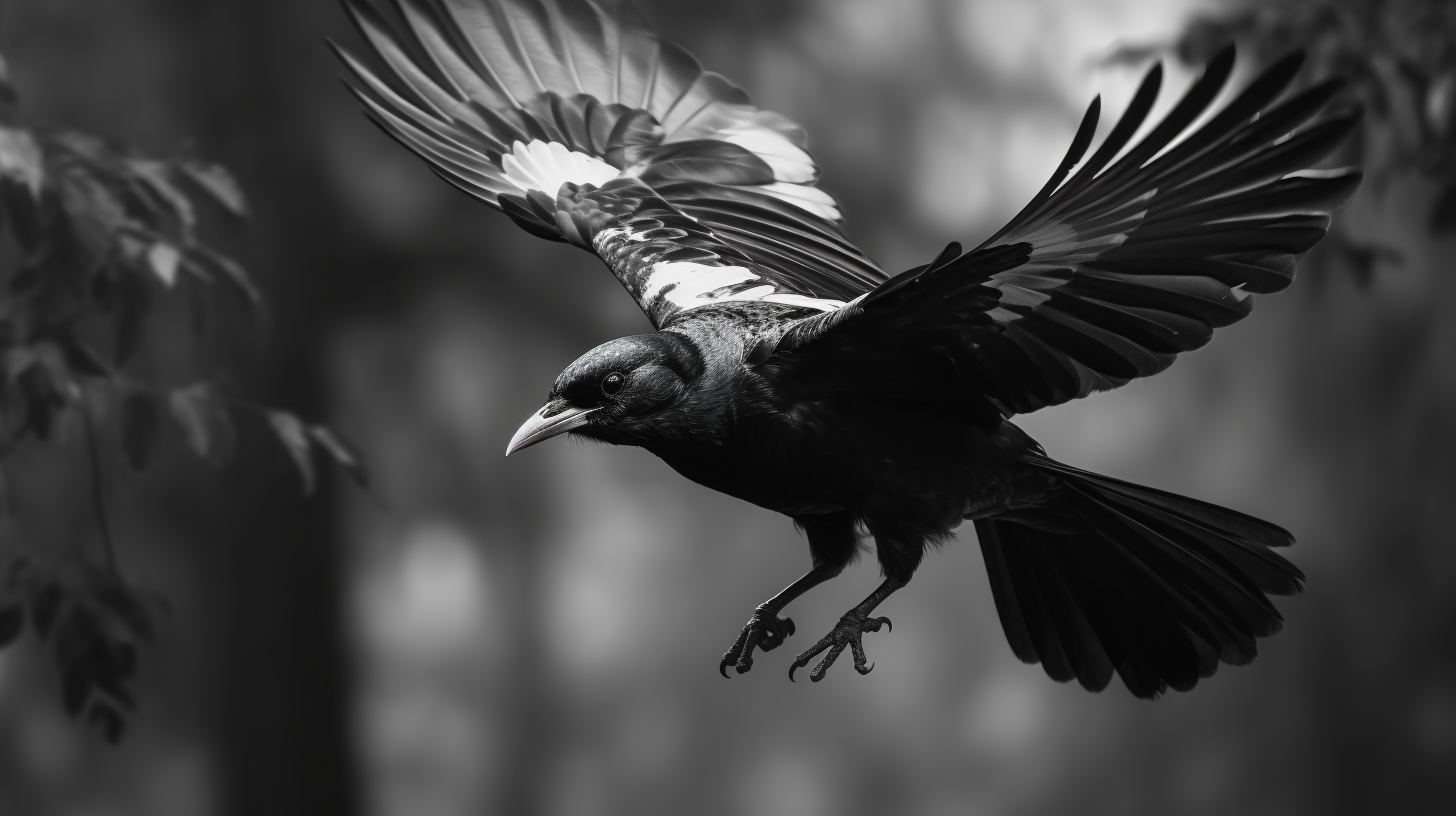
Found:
<box><xmin>0</xmin><ymin>47</ymin><xmax>363</xmax><ymax>743</ymax></box>
<box><xmin>0</xmin><ymin>1</ymin><xmax>1450</xmax><ymax>814</ymax></box>
<box><xmin>1110</xmin><ymin>0</ymin><xmax>1456</xmax><ymax>284</ymax></box>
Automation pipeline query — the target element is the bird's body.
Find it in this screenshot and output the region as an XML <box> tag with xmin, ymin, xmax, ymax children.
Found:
<box><xmin>580</xmin><ymin>303</ymin><xmax>1046</xmax><ymax>533</ymax></box>
<box><xmin>336</xmin><ymin>0</ymin><xmax>1362</xmax><ymax>695</ymax></box>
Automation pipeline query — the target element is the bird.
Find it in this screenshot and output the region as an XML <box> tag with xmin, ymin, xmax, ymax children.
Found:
<box><xmin>333</xmin><ymin>0</ymin><xmax>1361</xmax><ymax>696</ymax></box>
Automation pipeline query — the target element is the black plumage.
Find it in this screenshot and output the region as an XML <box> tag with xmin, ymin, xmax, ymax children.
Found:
<box><xmin>335</xmin><ymin>0</ymin><xmax>1361</xmax><ymax>696</ymax></box>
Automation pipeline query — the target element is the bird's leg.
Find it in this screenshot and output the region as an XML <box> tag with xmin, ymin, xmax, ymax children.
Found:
<box><xmin>720</xmin><ymin>512</ymin><xmax>857</xmax><ymax>677</ymax></box>
<box><xmin>720</xmin><ymin>566</ymin><xmax>834</xmax><ymax>677</ymax></box>
<box><xmin>790</xmin><ymin>576</ymin><xmax>904</xmax><ymax>682</ymax></box>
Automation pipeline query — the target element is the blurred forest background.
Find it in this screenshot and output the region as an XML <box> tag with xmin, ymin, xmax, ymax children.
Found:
<box><xmin>1</xmin><ymin>0</ymin><xmax>1453</xmax><ymax>815</ymax></box>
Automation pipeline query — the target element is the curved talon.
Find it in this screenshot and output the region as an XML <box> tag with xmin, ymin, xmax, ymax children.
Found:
<box><xmin>721</xmin><ymin>608</ymin><xmax>796</xmax><ymax>677</ymax></box>
<box><xmin>789</xmin><ymin>609</ymin><xmax>894</xmax><ymax>682</ymax></box>
<box><xmin>780</xmin><ymin>617</ymin><xmax>803</xmax><ymax>644</ymax></box>
<box><xmin>879</xmin><ymin>617</ymin><xmax>892</xmax><ymax>633</ymax></box>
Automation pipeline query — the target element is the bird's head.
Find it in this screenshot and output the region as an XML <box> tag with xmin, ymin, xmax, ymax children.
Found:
<box><xmin>506</xmin><ymin>333</ymin><xmax>704</xmax><ymax>455</ymax></box>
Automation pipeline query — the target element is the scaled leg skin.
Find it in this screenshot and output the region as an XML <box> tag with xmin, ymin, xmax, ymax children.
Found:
<box><xmin>789</xmin><ymin>525</ymin><xmax>920</xmax><ymax>681</ymax></box>
<box><xmin>720</xmin><ymin>512</ymin><xmax>858</xmax><ymax>677</ymax></box>
<box><xmin>789</xmin><ymin>577</ymin><xmax>903</xmax><ymax>682</ymax></box>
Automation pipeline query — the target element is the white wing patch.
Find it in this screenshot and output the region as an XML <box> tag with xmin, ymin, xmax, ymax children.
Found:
<box><xmin>593</xmin><ymin>224</ymin><xmax>847</xmax><ymax>316</ymax></box>
<box><xmin>501</xmin><ymin>140</ymin><xmax>619</xmax><ymax>195</ymax></box>
<box><xmin>641</xmin><ymin>260</ymin><xmax>846</xmax><ymax>313</ymax></box>
<box><xmin>753</xmin><ymin>182</ymin><xmax>842</xmax><ymax>222</ymax></box>
<box><xmin>503</xmin><ymin>137</ymin><xmax>842</xmax><ymax>223</ymax></box>
<box><xmin>715</xmin><ymin>126</ymin><xmax>844</xmax><ymax>222</ymax></box>
<box><xmin>717</xmin><ymin>127</ymin><xmax>816</xmax><ymax>184</ymax></box>
<box><xmin>678</xmin><ymin>122</ymin><xmax>843</xmax><ymax>223</ymax></box>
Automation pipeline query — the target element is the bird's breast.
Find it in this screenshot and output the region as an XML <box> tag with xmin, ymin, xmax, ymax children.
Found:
<box><xmin>645</xmin><ymin>393</ymin><xmax>1027</xmax><ymax>521</ymax></box>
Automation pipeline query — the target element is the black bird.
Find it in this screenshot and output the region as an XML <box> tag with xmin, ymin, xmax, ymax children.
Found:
<box><xmin>334</xmin><ymin>0</ymin><xmax>1361</xmax><ymax>695</ymax></box>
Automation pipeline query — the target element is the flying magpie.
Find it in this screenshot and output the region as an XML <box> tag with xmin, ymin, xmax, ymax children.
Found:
<box><xmin>334</xmin><ymin>0</ymin><xmax>1361</xmax><ymax>696</ymax></box>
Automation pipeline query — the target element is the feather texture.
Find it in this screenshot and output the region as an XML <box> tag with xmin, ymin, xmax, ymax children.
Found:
<box><xmin>334</xmin><ymin>0</ymin><xmax>886</xmax><ymax>328</ymax></box>
<box><xmin>339</xmin><ymin>5</ymin><xmax>1360</xmax><ymax>698</ymax></box>
<box><xmin>768</xmin><ymin>46</ymin><xmax>1361</xmax><ymax>417</ymax></box>
<box><xmin>975</xmin><ymin>454</ymin><xmax>1301</xmax><ymax>698</ymax></box>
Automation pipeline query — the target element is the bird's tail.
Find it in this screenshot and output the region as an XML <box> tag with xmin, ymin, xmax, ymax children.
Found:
<box><xmin>974</xmin><ymin>455</ymin><xmax>1303</xmax><ymax>699</ymax></box>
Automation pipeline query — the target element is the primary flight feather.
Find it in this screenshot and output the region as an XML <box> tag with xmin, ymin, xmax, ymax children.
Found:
<box><xmin>335</xmin><ymin>0</ymin><xmax>1361</xmax><ymax>695</ymax></box>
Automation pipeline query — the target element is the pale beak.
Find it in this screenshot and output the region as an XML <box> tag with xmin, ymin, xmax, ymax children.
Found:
<box><xmin>505</xmin><ymin>402</ymin><xmax>599</xmax><ymax>456</ymax></box>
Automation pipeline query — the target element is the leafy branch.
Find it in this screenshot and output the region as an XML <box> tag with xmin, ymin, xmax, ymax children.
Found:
<box><xmin>0</xmin><ymin>48</ymin><xmax>364</xmax><ymax>743</ymax></box>
<box><xmin>1106</xmin><ymin>0</ymin><xmax>1456</xmax><ymax>284</ymax></box>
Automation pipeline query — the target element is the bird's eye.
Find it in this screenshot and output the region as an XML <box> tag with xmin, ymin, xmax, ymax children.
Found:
<box><xmin>601</xmin><ymin>372</ymin><xmax>625</xmax><ymax>396</ymax></box>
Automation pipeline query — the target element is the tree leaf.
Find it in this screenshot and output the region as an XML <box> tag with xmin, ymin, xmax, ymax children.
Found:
<box><xmin>0</xmin><ymin>176</ymin><xmax>42</xmax><ymax>249</ymax></box>
<box><xmin>34</xmin><ymin>343</ymin><xmax>76</xmax><ymax>398</ymax></box>
<box><xmin>0</xmin><ymin>603</ymin><xmax>24</xmax><ymax>648</ymax></box>
<box><xmin>113</xmin><ymin>270</ymin><xmax>152</xmax><ymax>365</ymax></box>
<box><xmin>18</xmin><ymin>361</ymin><xmax>63</xmax><ymax>441</ymax></box>
<box><xmin>93</xmin><ymin>582</ymin><xmax>154</xmax><ymax>643</ymax></box>
<box><xmin>268</xmin><ymin>411</ymin><xmax>315</xmax><ymax>495</ymax></box>
<box><xmin>0</xmin><ymin>51</ymin><xmax>16</xmax><ymax>122</ymax></box>
<box><xmin>1429</xmin><ymin>181</ymin><xmax>1456</xmax><ymax>236</ymax></box>
<box><xmin>185</xmin><ymin>245</ymin><xmax>261</xmax><ymax>308</ymax></box>
<box><xmin>309</xmin><ymin>425</ymin><xmax>370</xmax><ymax>489</ymax></box>
<box><xmin>7</xmin><ymin>555</ymin><xmax>33</xmax><ymax>590</ymax></box>
<box><xmin>92</xmin><ymin>669</ymin><xmax>135</xmax><ymax>710</ymax></box>
<box><xmin>180</xmin><ymin>161</ymin><xmax>248</xmax><ymax>217</ymax></box>
<box><xmin>31</xmin><ymin>582</ymin><xmax>64</xmax><ymax>638</ymax></box>
<box><xmin>168</xmin><ymin>383</ymin><xmax>234</xmax><ymax>464</ymax></box>
<box><xmin>49</xmin><ymin>131</ymin><xmax>113</xmax><ymax>166</ymax></box>
<box><xmin>4</xmin><ymin>346</ymin><xmax>38</xmax><ymax>380</ymax></box>
<box><xmin>146</xmin><ymin>242</ymin><xmax>181</xmax><ymax>287</ymax></box>
<box><xmin>120</xmin><ymin>393</ymin><xmax>160</xmax><ymax>471</ymax></box>
<box><xmin>63</xmin><ymin>664</ymin><xmax>91</xmax><ymax>717</ymax></box>
<box><xmin>169</xmin><ymin>384</ymin><xmax>214</xmax><ymax>460</ymax></box>
<box><xmin>89</xmin><ymin>703</ymin><xmax>126</xmax><ymax>744</ymax></box>
<box><xmin>126</xmin><ymin>158</ymin><xmax>196</xmax><ymax>238</ymax></box>
<box><xmin>57</xmin><ymin>168</ymin><xmax>129</xmax><ymax>261</ymax></box>
<box><xmin>0</xmin><ymin>127</ymin><xmax>45</xmax><ymax>199</ymax></box>
<box><xmin>90</xmin><ymin>264</ymin><xmax>117</xmax><ymax>311</ymax></box>
<box><xmin>60</xmin><ymin>339</ymin><xmax>110</xmax><ymax>379</ymax></box>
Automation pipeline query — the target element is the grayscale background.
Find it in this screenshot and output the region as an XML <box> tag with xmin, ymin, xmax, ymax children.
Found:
<box><xmin>0</xmin><ymin>1</ymin><xmax>1451</xmax><ymax>815</ymax></box>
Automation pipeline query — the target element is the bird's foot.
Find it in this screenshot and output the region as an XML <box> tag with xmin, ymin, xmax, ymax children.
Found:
<box><xmin>789</xmin><ymin>610</ymin><xmax>891</xmax><ymax>682</ymax></box>
<box><xmin>719</xmin><ymin>604</ymin><xmax>796</xmax><ymax>677</ymax></box>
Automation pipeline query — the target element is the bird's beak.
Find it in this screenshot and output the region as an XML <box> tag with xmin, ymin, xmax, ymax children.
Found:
<box><xmin>505</xmin><ymin>402</ymin><xmax>599</xmax><ymax>456</ymax></box>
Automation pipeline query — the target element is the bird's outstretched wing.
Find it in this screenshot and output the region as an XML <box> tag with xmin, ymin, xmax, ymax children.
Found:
<box><xmin>333</xmin><ymin>0</ymin><xmax>887</xmax><ymax>328</ymax></box>
<box><xmin>764</xmin><ymin>48</ymin><xmax>1362</xmax><ymax>418</ymax></box>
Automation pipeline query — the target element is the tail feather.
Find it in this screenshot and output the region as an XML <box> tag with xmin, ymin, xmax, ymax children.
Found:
<box><xmin>1024</xmin><ymin>456</ymin><xmax>1297</xmax><ymax>551</ymax></box>
<box><xmin>976</xmin><ymin>457</ymin><xmax>1304</xmax><ymax>699</ymax></box>
<box><xmin>1064</xmin><ymin>482</ymin><xmax>1284</xmax><ymax>635</ymax></box>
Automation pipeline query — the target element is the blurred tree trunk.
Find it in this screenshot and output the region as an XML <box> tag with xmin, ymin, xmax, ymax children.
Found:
<box><xmin>163</xmin><ymin>2</ymin><xmax>385</xmax><ymax>814</ymax></box>
<box><xmin>162</xmin><ymin>4</ymin><xmax>574</xmax><ymax>813</ymax></box>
